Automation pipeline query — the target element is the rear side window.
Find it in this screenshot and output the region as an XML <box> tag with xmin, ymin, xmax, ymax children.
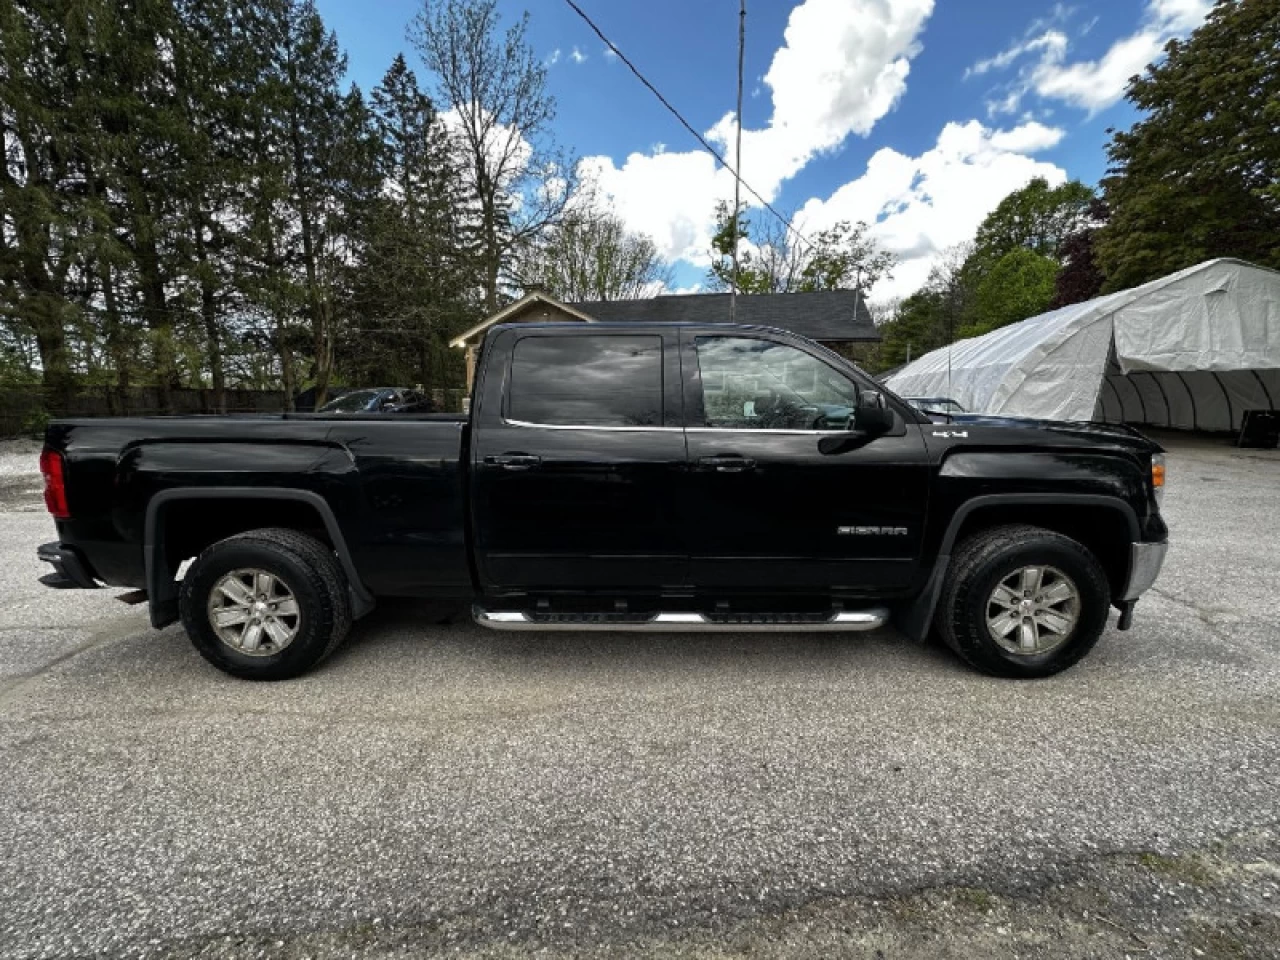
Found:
<box><xmin>508</xmin><ymin>335</ymin><xmax>663</xmax><ymax>427</ymax></box>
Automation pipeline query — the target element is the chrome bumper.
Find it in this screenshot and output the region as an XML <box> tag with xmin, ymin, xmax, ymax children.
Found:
<box><xmin>1120</xmin><ymin>540</ymin><xmax>1168</xmax><ymax>601</ymax></box>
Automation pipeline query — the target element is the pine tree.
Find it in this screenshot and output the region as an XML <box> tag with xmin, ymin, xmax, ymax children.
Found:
<box><xmin>343</xmin><ymin>54</ymin><xmax>475</xmax><ymax>391</ymax></box>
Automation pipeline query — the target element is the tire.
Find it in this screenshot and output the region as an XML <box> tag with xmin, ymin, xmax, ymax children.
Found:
<box><xmin>935</xmin><ymin>524</ymin><xmax>1110</xmax><ymax>678</ymax></box>
<box><xmin>179</xmin><ymin>528</ymin><xmax>352</xmax><ymax>681</ymax></box>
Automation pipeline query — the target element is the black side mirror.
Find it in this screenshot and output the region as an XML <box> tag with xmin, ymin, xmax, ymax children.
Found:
<box><xmin>853</xmin><ymin>393</ymin><xmax>894</xmax><ymax>435</ymax></box>
<box><xmin>818</xmin><ymin>392</ymin><xmax>894</xmax><ymax>455</ymax></box>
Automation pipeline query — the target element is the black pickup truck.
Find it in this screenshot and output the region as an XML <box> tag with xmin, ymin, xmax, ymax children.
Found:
<box><xmin>37</xmin><ymin>322</ymin><xmax>1169</xmax><ymax>681</ymax></box>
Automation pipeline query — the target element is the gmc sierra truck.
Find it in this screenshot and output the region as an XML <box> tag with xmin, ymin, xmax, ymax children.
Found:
<box><xmin>36</xmin><ymin>322</ymin><xmax>1169</xmax><ymax>681</ymax></box>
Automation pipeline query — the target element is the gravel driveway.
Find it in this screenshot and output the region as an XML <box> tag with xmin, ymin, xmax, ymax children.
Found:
<box><xmin>0</xmin><ymin>433</ymin><xmax>1277</xmax><ymax>958</ymax></box>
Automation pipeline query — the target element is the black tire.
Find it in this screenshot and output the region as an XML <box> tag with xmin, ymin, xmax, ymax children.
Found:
<box><xmin>179</xmin><ymin>528</ymin><xmax>351</xmax><ymax>680</ymax></box>
<box><xmin>935</xmin><ymin>524</ymin><xmax>1110</xmax><ymax>678</ymax></box>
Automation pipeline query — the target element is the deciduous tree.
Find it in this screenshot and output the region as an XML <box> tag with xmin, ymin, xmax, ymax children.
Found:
<box><xmin>1097</xmin><ymin>0</ymin><xmax>1280</xmax><ymax>290</ymax></box>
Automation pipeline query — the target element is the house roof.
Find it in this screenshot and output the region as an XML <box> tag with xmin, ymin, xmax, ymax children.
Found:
<box><xmin>571</xmin><ymin>289</ymin><xmax>878</xmax><ymax>342</ymax></box>
<box><xmin>450</xmin><ymin>287</ymin><xmax>880</xmax><ymax>349</ymax></box>
<box><xmin>449</xmin><ymin>291</ymin><xmax>595</xmax><ymax>347</ymax></box>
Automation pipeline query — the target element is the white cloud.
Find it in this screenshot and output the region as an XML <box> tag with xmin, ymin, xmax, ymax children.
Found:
<box><xmin>795</xmin><ymin>121</ymin><xmax>1069</xmax><ymax>302</ymax></box>
<box><xmin>972</xmin><ymin>0</ymin><xmax>1213</xmax><ymax>115</ymax></box>
<box><xmin>602</xmin><ymin>46</ymin><xmax>618</xmax><ymax>62</ymax></box>
<box><xmin>546</xmin><ymin>48</ymin><xmax>561</xmax><ymax>67</ymax></box>
<box><xmin>988</xmin><ymin>121</ymin><xmax>1064</xmax><ymax>153</ymax></box>
<box><xmin>967</xmin><ymin>30</ymin><xmax>1067</xmax><ymax>78</ymax></box>
<box><xmin>570</xmin><ymin>46</ymin><xmax>588</xmax><ymax>65</ymax></box>
<box><xmin>579</xmin><ymin>0</ymin><xmax>936</xmax><ymax>263</ymax></box>
<box><xmin>1031</xmin><ymin>32</ymin><xmax>1165</xmax><ymax>112</ymax></box>
<box><xmin>580</xmin><ymin>149</ymin><xmax>729</xmax><ymax>265</ymax></box>
<box><xmin>440</xmin><ymin>107</ymin><xmax>533</xmax><ymax>201</ymax></box>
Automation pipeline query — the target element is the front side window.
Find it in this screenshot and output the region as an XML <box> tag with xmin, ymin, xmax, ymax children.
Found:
<box><xmin>694</xmin><ymin>336</ymin><xmax>859</xmax><ymax>430</ymax></box>
<box><xmin>509</xmin><ymin>335</ymin><xmax>663</xmax><ymax>427</ymax></box>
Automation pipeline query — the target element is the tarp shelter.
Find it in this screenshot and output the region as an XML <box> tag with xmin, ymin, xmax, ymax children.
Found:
<box><xmin>885</xmin><ymin>259</ymin><xmax>1280</xmax><ymax>432</ymax></box>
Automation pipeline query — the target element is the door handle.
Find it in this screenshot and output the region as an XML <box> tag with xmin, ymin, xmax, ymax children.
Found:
<box><xmin>485</xmin><ymin>454</ymin><xmax>542</xmax><ymax>471</ymax></box>
<box><xmin>698</xmin><ymin>455</ymin><xmax>756</xmax><ymax>473</ymax></box>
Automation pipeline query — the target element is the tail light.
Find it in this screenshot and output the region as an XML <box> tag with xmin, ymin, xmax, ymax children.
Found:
<box><xmin>1150</xmin><ymin>453</ymin><xmax>1166</xmax><ymax>506</ymax></box>
<box><xmin>39</xmin><ymin>449</ymin><xmax>70</xmax><ymax>520</ymax></box>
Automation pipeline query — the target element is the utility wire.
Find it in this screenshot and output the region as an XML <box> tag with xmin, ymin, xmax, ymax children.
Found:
<box><xmin>730</xmin><ymin>0</ymin><xmax>746</xmax><ymax>323</ymax></box>
<box><xmin>562</xmin><ymin>0</ymin><xmax>814</xmax><ymax>256</ymax></box>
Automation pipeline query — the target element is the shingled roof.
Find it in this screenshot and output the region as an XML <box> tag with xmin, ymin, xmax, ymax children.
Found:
<box><xmin>569</xmin><ymin>289</ymin><xmax>878</xmax><ymax>342</ymax></box>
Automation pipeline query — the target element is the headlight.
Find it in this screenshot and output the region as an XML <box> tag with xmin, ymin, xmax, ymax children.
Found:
<box><xmin>1151</xmin><ymin>453</ymin><xmax>1166</xmax><ymax>506</ymax></box>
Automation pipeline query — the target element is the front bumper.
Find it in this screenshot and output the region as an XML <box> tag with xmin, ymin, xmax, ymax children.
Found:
<box><xmin>37</xmin><ymin>542</ymin><xmax>99</xmax><ymax>589</ymax></box>
<box><xmin>1120</xmin><ymin>540</ymin><xmax>1168</xmax><ymax>602</ymax></box>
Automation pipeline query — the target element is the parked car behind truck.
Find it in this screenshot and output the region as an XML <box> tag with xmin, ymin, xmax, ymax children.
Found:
<box><xmin>37</xmin><ymin>322</ymin><xmax>1169</xmax><ymax>681</ymax></box>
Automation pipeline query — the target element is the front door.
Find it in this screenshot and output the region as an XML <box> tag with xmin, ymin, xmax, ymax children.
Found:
<box><xmin>471</xmin><ymin>329</ymin><xmax>689</xmax><ymax>591</ymax></box>
<box><xmin>680</xmin><ymin>332</ymin><xmax>930</xmax><ymax>594</ymax></box>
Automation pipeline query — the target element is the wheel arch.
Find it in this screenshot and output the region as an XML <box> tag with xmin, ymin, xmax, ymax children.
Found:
<box><xmin>145</xmin><ymin>488</ymin><xmax>374</xmax><ymax>629</ymax></box>
<box><xmin>895</xmin><ymin>493</ymin><xmax>1139</xmax><ymax>641</ymax></box>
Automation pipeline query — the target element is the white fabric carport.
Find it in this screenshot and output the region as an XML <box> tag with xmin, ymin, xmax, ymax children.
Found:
<box><xmin>885</xmin><ymin>258</ymin><xmax>1280</xmax><ymax>431</ymax></box>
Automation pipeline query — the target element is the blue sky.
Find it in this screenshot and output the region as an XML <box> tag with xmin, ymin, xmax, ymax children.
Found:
<box><xmin>315</xmin><ymin>0</ymin><xmax>1211</xmax><ymax>300</ymax></box>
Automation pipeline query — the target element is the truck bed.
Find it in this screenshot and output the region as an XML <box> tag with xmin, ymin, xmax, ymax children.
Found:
<box><xmin>45</xmin><ymin>414</ymin><xmax>473</xmax><ymax>607</ymax></box>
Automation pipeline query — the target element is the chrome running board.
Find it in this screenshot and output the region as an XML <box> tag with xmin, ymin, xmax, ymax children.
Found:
<box><xmin>473</xmin><ymin>607</ymin><xmax>889</xmax><ymax>632</ymax></box>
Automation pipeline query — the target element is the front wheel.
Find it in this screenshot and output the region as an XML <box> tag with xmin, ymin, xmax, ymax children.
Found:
<box><xmin>935</xmin><ymin>524</ymin><xmax>1111</xmax><ymax>678</ymax></box>
<box><xmin>179</xmin><ymin>528</ymin><xmax>352</xmax><ymax>680</ymax></box>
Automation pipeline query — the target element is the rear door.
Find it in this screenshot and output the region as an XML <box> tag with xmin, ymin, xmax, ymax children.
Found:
<box><xmin>679</xmin><ymin>331</ymin><xmax>930</xmax><ymax>594</ymax></box>
<box><xmin>471</xmin><ymin>328</ymin><xmax>689</xmax><ymax>591</ymax></box>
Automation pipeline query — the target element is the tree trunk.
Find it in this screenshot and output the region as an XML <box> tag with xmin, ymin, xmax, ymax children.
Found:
<box><xmin>131</xmin><ymin>187</ymin><xmax>175</xmax><ymax>413</ymax></box>
<box><xmin>290</xmin><ymin>111</ymin><xmax>332</xmax><ymax>409</ymax></box>
<box><xmin>201</xmin><ymin>277</ymin><xmax>226</xmax><ymax>413</ymax></box>
<box><xmin>278</xmin><ymin>322</ymin><xmax>297</xmax><ymax>412</ymax></box>
<box><xmin>30</xmin><ymin>295</ymin><xmax>74</xmax><ymax>415</ymax></box>
<box><xmin>99</xmin><ymin>262</ymin><xmax>130</xmax><ymax>414</ymax></box>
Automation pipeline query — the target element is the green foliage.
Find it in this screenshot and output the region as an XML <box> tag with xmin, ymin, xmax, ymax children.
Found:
<box><xmin>342</xmin><ymin>54</ymin><xmax>477</xmax><ymax>390</ymax></box>
<box><xmin>1051</xmin><ymin>199</ymin><xmax>1109</xmax><ymax>309</ymax></box>
<box><xmin>21</xmin><ymin>405</ymin><xmax>50</xmax><ymax>438</ymax></box>
<box><xmin>871</xmin><ymin>248</ymin><xmax>971</xmax><ymax>372</ymax></box>
<box><xmin>1098</xmin><ymin>0</ymin><xmax>1280</xmax><ymax>291</ymax></box>
<box><xmin>706</xmin><ymin>201</ymin><xmax>896</xmax><ymax>296</ymax></box>
<box><xmin>964</xmin><ymin>177</ymin><xmax>1095</xmax><ymax>283</ymax></box>
<box><xmin>965</xmin><ymin>249</ymin><xmax>1058</xmax><ymax>337</ymax></box>
<box><xmin>0</xmin><ymin>0</ymin><xmax>487</xmax><ymax>412</ymax></box>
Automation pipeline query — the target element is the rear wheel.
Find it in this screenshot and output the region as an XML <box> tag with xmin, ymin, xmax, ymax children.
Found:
<box><xmin>936</xmin><ymin>524</ymin><xmax>1110</xmax><ymax>678</ymax></box>
<box><xmin>179</xmin><ymin>528</ymin><xmax>351</xmax><ymax>680</ymax></box>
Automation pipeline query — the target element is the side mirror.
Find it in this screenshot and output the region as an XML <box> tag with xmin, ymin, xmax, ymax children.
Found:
<box><xmin>818</xmin><ymin>392</ymin><xmax>895</xmax><ymax>455</ymax></box>
<box><xmin>853</xmin><ymin>392</ymin><xmax>894</xmax><ymax>435</ymax></box>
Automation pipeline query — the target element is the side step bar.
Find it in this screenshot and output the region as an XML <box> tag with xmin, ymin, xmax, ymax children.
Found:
<box><xmin>473</xmin><ymin>607</ymin><xmax>889</xmax><ymax>632</ymax></box>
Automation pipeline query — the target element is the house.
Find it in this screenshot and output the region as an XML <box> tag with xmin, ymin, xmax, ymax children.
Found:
<box><xmin>449</xmin><ymin>288</ymin><xmax>879</xmax><ymax>388</ymax></box>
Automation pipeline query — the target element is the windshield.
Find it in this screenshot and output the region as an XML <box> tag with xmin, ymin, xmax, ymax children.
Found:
<box><xmin>319</xmin><ymin>390</ymin><xmax>380</xmax><ymax>413</ymax></box>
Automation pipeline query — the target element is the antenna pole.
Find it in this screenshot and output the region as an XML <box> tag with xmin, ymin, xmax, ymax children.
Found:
<box><xmin>730</xmin><ymin>0</ymin><xmax>745</xmax><ymax>324</ymax></box>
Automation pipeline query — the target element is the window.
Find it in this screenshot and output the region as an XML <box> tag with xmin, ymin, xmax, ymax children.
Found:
<box><xmin>509</xmin><ymin>335</ymin><xmax>663</xmax><ymax>427</ymax></box>
<box><xmin>319</xmin><ymin>390</ymin><xmax>381</xmax><ymax>413</ymax></box>
<box><xmin>694</xmin><ymin>336</ymin><xmax>859</xmax><ymax>430</ymax></box>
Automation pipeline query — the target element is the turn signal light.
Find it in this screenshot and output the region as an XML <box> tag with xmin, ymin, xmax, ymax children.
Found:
<box><xmin>1151</xmin><ymin>454</ymin><xmax>1166</xmax><ymax>505</ymax></box>
<box><xmin>39</xmin><ymin>449</ymin><xmax>70</xmax><ymax>520</ymax></box>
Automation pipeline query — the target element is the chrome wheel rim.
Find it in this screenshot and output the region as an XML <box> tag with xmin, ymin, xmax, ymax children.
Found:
<box><xmin>207</xmin><ymin>569</ymin><xmax>301</xmax><ymax>657</ymax></box>
<box><xmin>986</xmin><ymin>565</ymin><xmax>1080</xmax><ymax>656</ymax></box>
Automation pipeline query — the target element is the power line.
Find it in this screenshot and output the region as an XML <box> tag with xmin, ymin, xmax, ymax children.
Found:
<box><xmin>561</xmin><ymin>0</ymin><xmax>814</xmax><ymax>255</ymax></box>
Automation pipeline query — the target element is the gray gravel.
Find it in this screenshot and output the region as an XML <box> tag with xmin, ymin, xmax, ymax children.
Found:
<box><xmin>0</xmin><ymin>440</ymin><xmax>43</xmax><ymax>513</ymax></box>
<box><xmin>0</xmin><ymin>432</ymin><xmax>1277</xmax><ymax>958</ymax></box>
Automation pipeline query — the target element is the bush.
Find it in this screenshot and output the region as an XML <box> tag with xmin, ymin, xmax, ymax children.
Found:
<box><xmin>21</xmin><ymin>406</ymin><xmax>50</xmax><ymax>439</ymax></box>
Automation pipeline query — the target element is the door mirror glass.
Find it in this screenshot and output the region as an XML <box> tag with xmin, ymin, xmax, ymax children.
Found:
<box><xmin>853</xmin><ymin>392</ymin><xmax>894</xmax><ymax>436</ymax></box>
